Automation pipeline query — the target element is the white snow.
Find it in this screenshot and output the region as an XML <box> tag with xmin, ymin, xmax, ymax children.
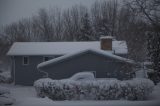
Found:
<box><xmin>0</xmin><ymin>85</ymin><xmax>15</xmax><ymax>105</ymax></box>
<box><xmin>34</xmin><ymin>78</ymin><xmax>154</xmax><ymax>101</ymax></box>
<box><xmin>0</xmin><ymin>71</ymin><xmax>11</xmax><ymax>83</ymax></box>
<box><xmin>38</xmin><ymin>49</ymin><xmax>134</xmax><ymax>69</ymax></box>
<box><xmin>0</xmin><ymin>85</ymin><xmax>10</xmax><ymax>95</ymax></box>
<box><xmin>100</xmin><ymin>36</ymin><xmax>113</xmax><ymax>39</ymax></box>
<box><xmin>0</xmin><ymin>97</ymin><xmax>15</xmax><ymax>105</ymax></box>
<box><xmin>0</xmin><ymin>81</ymin><xmax>160</xmax><ymax>106</ymax></box>
<box><xmin>69</xmin><ymin>72</ymin><xmax>95</xmax><ymax>81</ymax></box>
<box><xmin>0</xmin><ymin>71</ymin><xmax>11</xmax><ymax>79</ymax></box>
<box><xmin>7</xmin><ymin>41</ymin><xmax>128</xmax><ymax>56</ymax></box>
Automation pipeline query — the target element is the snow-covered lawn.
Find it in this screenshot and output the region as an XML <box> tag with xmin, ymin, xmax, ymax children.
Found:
<box><xmin>0</xmin><ymin>83</ymin><xmax>160</xmax><ymax>106</ymax></box>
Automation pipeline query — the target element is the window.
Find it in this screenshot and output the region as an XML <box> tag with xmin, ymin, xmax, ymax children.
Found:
<box><xmin>43</xmin><ymin>56</ymin><xmax>54</xmax><ymax>61</ymax></box>
<box><xmin>44</xmin><ymin>57</ymin><xmax>50</xmax><ymax>61</ymax></box>
<box><xmin>23</xmin><ymin>56</ymin><xmax>29</xmax><ymax>65</ymax></box>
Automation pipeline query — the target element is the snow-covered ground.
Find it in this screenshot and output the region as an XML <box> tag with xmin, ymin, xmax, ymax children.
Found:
<box><xmin>0</xmin><ymin>83</ymin><xmax>160</xmax><ymax>106</ymax></box>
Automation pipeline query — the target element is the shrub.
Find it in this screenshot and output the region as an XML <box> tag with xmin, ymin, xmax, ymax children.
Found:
<box><xmin>120</xmin><ymin>78</ymin><xmax>154</xmax><ymax>100</ymax></box>
<box><xmin>0</xmin><ymin>85</ymin><xmax>15</xmax><ymax>105</ymax></box>
<box><xmin>0</xmin><ymin>71</ymin><xmax>12</xmax><ymax>83</ymax></box>
<box><xmin>34</xmin><ymin>78</ymin><xmax>154</xmax><ymax>101</ymax></box>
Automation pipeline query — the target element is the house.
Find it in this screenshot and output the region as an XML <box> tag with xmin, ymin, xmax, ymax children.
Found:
<box><xmin>7</xmin><ymin>36</ymin><xmax>135</xmax><ymax>85</ymax></box>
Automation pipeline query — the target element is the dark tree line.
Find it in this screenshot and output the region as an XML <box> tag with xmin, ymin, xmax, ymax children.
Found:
<box><xmin>125</xmin><ymin>0</ymin><xmax>160</xmax><ymax>82</ymax></box>
<box><xmin>0</xmin><ymin>0</ymin><xmax>157</xmax><ymax>69</ymax></box>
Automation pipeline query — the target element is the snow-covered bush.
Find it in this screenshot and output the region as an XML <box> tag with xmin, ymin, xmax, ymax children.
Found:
<box><xmin>34</xmin><ymin>78</ymin><xmax>154</xmax><ymax>101</ymax></box>
<box><xmin>0</xmin><ymin>71</ymin><xmax>12</xmax><ymax>83</ymax></box>
<box><xmin>95</xmin><ymin>80</ymin><xmax>121</xmax><ymax>100</ymax></box>
<box><xmin>0</xmin><ymin>86</ymin><xmax>10</xmax><ymax>95</ymax></box>
<box><xmin>34</xmin><ymin>78</ymin><xmax>53</xmax><ymax>97</ymax></box>
<box><xmin>0</xmin><ymin>85</ymin><xmax>15</xmax><ymax>105</ymax></box>
<box><xmin>120</xmin><ymin>78</ymin><xmax>154</xmax><ymax>100</ymax></box>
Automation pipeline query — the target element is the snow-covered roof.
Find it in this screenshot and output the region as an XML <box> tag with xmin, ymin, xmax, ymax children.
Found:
<box><xmin>100</xmin><ymin>36</ymin><xmax>113</xmax><ymax>39</ymax></box>
<box><xmin>38</xmin><ymin>49</ymin><xmax>135</xmax><ymax>69</ymax></box>
<box><xmin>7</xmin><ymin>41</ymin><xmax>128</xmax><ymax>56</ymax></box>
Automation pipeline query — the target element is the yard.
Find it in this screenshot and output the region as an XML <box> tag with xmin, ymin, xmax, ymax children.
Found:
<box><xmin>0</xmin><ymin>82</ymin><xmax>160</xmax><ymax>106</ymax></box>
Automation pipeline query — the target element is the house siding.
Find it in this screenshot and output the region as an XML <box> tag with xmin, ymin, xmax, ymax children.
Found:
<box><xmin>11</xmin><ymin>53</ymin><xmax>132</xmax><ymax>86</ymax></box>
<box><xmin>13</xmin><ymin>55</ymin><xmax>61</xmax><ymax>85</ymax></box>
<box><xmin>42</xmin><ymin>53</ymin><xmax>133</xmax><ymax>80</ymax></box>
<box><xmin>14</xmin><ymin>56</ymin><xmax>44</xmax><ymax>85</ymax></box>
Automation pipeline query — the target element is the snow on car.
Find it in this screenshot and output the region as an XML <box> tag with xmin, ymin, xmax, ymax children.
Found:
<box><xmin>69</xmin><ymin>72</ymin><xmax>95</xmax><ymax>81</ymax></box>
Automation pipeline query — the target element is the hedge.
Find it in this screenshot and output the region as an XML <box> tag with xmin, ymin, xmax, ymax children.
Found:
<box><xmin>34</xmin><ymin>78</ymin><xmax>154</xmax><ymax>101</ymax></box>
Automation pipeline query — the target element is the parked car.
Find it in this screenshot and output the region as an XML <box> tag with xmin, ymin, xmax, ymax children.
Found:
<box><xmin>69</xmin><ymin>72</ymin><xmax>95</xmax><ymax>81</ymax></box>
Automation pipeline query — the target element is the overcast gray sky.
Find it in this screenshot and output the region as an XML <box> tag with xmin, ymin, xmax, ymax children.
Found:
<box><xmin>0</xmin><ymin>0</ymin><xmax>98</xmax><ymax>27</ymax></box>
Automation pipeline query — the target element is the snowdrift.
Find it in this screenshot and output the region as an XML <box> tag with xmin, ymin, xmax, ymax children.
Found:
<box><xmin>34</xmin><ymin>78</ymin><xmax>154</xmax><ymax>101</ymax></box>
<box><xmin>0</xmin><ymin>85</ymin><xmax>15</xmax><ymax>105</ymax></box>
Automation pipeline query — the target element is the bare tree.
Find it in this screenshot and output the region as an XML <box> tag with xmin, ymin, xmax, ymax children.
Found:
<box><xmin>63</xmin><ymin>5</ymin><xmax>88</xmax><ymax>41</ymax></box>
<box><xmin>0</xmin><ymin>0</ymin><xmax>152</xmax><ymax>65</ymax></box>
<box><xmin>91</xmin><ymin>0</ymin><xmax>118</xmax><ymax>39</ymax></box>
<box><xmin>36</xmin><ymin>8</ymin><xmax>53</xmax><ymax>41</ymax></box>
<box><xmin>63</xmin><ymin>9</ymin><xmax>73</xmax><ymax>41</ymax></box>
<box><xmin>50</xmin><ymin>8</ymin><xmax>64</xmax><ymax>41</ymax></box>
<box><xmin>126</xmin><ymin>0</ymin><xmax>160</xmax><ymax>83</ymax></box>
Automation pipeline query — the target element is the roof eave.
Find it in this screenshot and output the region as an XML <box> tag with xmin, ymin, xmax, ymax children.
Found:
<box><xmin>38</xmin><ymin>49</ymin><xmax>135</xmax><ymax>70</ymax></box>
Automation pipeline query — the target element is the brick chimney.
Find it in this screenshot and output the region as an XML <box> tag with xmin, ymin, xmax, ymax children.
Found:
<box><xmin>100</xmin><ymin>36</ymin><xmax>113</xmax><ymax>50</ymax></box>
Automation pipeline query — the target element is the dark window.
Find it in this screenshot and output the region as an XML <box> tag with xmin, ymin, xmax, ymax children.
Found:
<box><xmin>23</xmin><ymin>57</ymin><xmax>29</xmax><ymax>65</ymax></box>
<box><xmin>44</xmin><ymin>57</ymin><xmax>50</xmax><ymax>61</ymax></box>
<box><xmin>44</xmin><ymin>56</ymin><xmax>55</xmax><ymax>61</ymax></box>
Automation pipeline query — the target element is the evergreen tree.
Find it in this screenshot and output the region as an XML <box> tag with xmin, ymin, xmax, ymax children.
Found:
<box><xmin>147</xmin><ymin>31</ymin><xmax>160</xmax><ymax>83</ymax></box>
<box><xmin>79</xmin><ymin>13</ymin><xmax>94</xmax><ymax>41</ymax></box>
<box><xmin>93</xmin><ymin>18</ymin><xmax>112</xmax><ymax>40</ymax></box>
<box><xmin>98</xmin><ymin>18</ymin><xmax>111</xmax><ymax>37</ymax></box>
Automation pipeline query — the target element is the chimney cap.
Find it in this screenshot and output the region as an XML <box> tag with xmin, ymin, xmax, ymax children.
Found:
<box><xmin>100</xmin><ymin>36</ymin><xmax>113</xmax><ymax>40</ymax></box>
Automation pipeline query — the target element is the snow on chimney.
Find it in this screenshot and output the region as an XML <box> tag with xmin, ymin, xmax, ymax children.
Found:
<box><xmin>100</xmin><ymin>36</ymin><xmax>113</xmax><ymax>51</ymax></box>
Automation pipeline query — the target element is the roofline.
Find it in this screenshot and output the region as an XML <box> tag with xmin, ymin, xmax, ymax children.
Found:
<box><xmin>37</xmin><ymin>49</ymin><xmax>135</xmax><ymax>70</ymax></box>
<box><xmin>7</xmin><ymin>52</ymin><xmax>127</xmax><ymax>56</ymax></box>
<box><xmin>6</xmin><ymin>54</ymin><xmax>65</xmax><ymax>56</ymax></box>
<box><xmin>7</xmin><ymin>41</ymin><xmax>128</xmax><ymax>56</ymax></box>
